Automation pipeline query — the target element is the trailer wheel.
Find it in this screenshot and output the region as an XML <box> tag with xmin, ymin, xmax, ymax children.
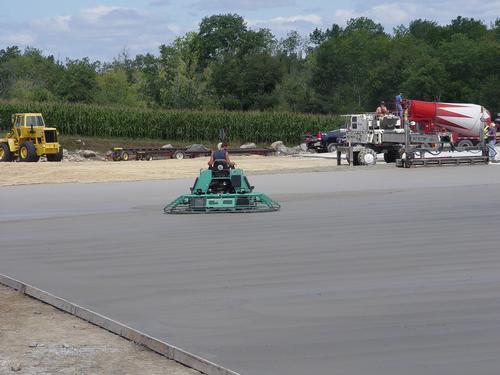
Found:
<box><xmin>0</xmin><ymin>143</ymin><xmax>13</xmax><ymax>162</ymax></box>
<box><xmin>121</xmin><ymin>151</ymin><xmax>130</xmax><ymax>161</ymax></box>
<box><xmin>173</xmin><ymin>151</ymin><xmax>185</xmax><ymax>160</ymax></box>
<box><xmin>19</xmin><ymin>141</ymin><xmax>39</xmax><ymax>162</ymax></box>
<box><xmin>358</xmin><ymin>148</ymin><xmax>377</xmax><ymax>166</ymax></box>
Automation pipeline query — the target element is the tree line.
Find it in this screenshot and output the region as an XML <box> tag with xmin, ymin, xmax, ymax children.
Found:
<box><xmin>1</xmin><ymin>15</ymin><xmax>499</xmax><ymax>115</ymax></box>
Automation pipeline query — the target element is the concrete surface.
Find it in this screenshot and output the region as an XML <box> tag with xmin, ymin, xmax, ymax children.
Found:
<box><xmin>1</xmin><ymin>166</ymin><xmax>500</xmax><ymax>375</ymax></box>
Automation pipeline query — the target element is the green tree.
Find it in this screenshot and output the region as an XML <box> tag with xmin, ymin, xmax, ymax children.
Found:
<box><xmin>57</xmin><ymin>58</ymin><xmax>98</xmax><ymax>103</ymax></box>
<box><xmin>311</xmin><ymin>18</ymin><xmax>391</xmax><ymax>112</ymax></box>
<box><xmin>158</xmin><ymin>33</ymin><xmax>215</xmax><ymax>109</ymax></box>
<box><xmin>401</xmin><ymin>54</ymin><xmax>448</xmax><ymax>101</ymax></box>
<box><xmin>94</xmin><ymin>69</ymin><xmax>144</xmax><ymax>107</ymax></box>
<box><xmin>0</xmin><ymin>47</ymin><xmax>63</xmax><ymax>101</ymax></box>
<box><xmin>309</xmin><ymin>24</ymin><xmax>342</xmax><ymax>46</ymax></box>
<box><xmin>445</xmin><ymin>16</ymin><xmax>488</xmax><ymax>40</ymax></box>
<box><xmin>195</xmin><ymin>14</ymin><xmax>248</xmax><ymax>66</ymax></box>
<box><xmin>134</xmin><ymin>53</ymin><xmax>162</xmax><ymax>106</ymax></box>
<box><xmin>343</xmin><ymin>17</ymin><xmax>385</xmax><ymax>36</ymax></box>
<box><xmin>211</xmin><ymin>52</ymin><xmax>284</xmax><ymax>110</ymax></box>
<box><xmin>406</xmin><ymin>19</ymin><xmax>444</xmax><ymax>46</ymax></box>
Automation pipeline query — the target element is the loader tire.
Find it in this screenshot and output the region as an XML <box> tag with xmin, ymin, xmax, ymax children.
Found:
<box><xmin>0</xmin><ymin>143</ymin><xmax>13</xmax><ymax>162</ymax></box>
<box><xmin>358</xmin><ymin>148</ymin><xmax>377</xmax><ymax>166</ymax></box>
<box><xmin>19</xmin><ymin>141</ymin><xmax>39</xmax><ymax>162</ymax></box>
<box><xmin>47</xmin><ymin>148</ymin><xmax>64</xmax><ymax>162</ymax></box>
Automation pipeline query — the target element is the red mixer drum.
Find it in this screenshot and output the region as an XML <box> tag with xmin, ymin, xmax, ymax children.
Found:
<box><xmin>409</xmin><ymin>100</ymin><xmax>491</xmax><ymax>137</ymax></box>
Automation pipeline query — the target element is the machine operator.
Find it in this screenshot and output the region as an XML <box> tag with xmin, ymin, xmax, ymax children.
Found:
<box><xmin>208</xmin><ymin>142</ymin><xmax>235</xmax><ymax>168</ymax></box>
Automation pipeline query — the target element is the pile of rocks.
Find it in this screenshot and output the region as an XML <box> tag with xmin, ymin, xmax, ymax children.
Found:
<box><xmin>62</xmin><ymin>149</ymin><xmax>104</xmax><ymax>162</ymax></box>
<box><xmin>269</xmin><ymin>141</ymin><xmax>306</xmax><ymax>155</ymax></box>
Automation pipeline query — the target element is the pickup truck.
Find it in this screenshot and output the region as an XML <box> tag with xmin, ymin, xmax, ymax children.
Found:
<box><xmin>304</xmin><ymin>128</ymin><xmax>346</xmax><ymax>153</ymax></box>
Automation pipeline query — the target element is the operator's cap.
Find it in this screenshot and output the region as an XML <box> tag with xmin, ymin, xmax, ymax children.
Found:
<box><xmin>381</xmin><ymin>101</ymin><xmax>385</xmax><ymax>105</ymax></box>
<box><xmin>217</xmin><ymin>142</ymin><xmax>223</xmax><ymax>150</ymax></box>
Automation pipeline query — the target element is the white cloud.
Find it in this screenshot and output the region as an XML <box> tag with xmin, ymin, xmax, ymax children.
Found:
<box><xmin>331</xmin><ymin>3</ymin><xmax>416</xmax><ymax>30</ymax></box>
<box><xmin>249</xmin><ymin>14</ymin><xmax>323</xmax><ymax>33</ymax></box>
<box><xmin>0</xmin><ymin>33</ymin><xmax>36</xmax><ymax>46</ymax></box>
<box><xmin>80</xmin><ymin>5</ymin><xmax>121</xmax><ymax>23</ymax></box>
<box><xmin>34</xmin><ymin>15</ymin><xmax>71</xmax><ymax>32</ymax></box>
<box><xmin>195</xmin><ymin>0</ymin><xmax>294</xmax><ymax>10</ymax></box>
<box><xmin>347</xmin><ymin>0</ymin><xmax>500</xmax><ymax>26</ymax></box>
<box><xmin>370</xmin><ymin>4</ymin><xmax>410</xmax><ymax>24</ymax></box>
<box><xmin>149</xmin><ymin>0</ymin><xmax>171</xmax><ymax>6</ymax></box>
<box><xmin>0</xmin><ymin>5</ymin><xmax>182</xmax><ymax>61</ymax></box>
<box><xmin>268</xmin><ymin>15</ymin><xmax>323</xmax><ymax>26</ymax></box>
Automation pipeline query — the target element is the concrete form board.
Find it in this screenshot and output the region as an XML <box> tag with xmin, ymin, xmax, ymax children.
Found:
<box><xmin>0</xmin><ymin>274</ymin><xmax>239</xmax><ymax>375</ymax></box>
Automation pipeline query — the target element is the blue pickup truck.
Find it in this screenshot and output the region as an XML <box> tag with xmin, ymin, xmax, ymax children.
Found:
<box><xmin>304</xmin><ymin>128</ymin><xmax>347</xmax><ymax>153</ymax></box>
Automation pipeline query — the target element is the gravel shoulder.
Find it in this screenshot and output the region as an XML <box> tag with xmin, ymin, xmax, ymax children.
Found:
<box><xmin>0</xmin><ymin>155</ymin><xmax>341</xmax><ymax>186</ymax></box>
<box><xmin>0</xmin><ymin>284</ymin><xmax>199</xmax><ymax>375</ymax></box>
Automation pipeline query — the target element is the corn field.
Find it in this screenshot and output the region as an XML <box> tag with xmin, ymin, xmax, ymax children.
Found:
<box><xmin>0</xmin><ymin>101</ymin><xmax>341</xmax><ymax>144</ymax></box>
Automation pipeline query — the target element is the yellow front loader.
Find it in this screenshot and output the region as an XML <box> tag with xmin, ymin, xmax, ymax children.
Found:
<box><xmin>0</xmin><ymin>113</ymin><xmax>63</xmax><ymax>162</ymax></box>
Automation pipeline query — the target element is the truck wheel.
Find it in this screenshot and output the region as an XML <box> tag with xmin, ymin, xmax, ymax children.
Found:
<box><xmin>46</xmin><ymin>148</ymin><xmax>63</xmax><ymax>162</ymax></box>
<box><xmin>358</xmin><ymin>148</ymin><xmax>377</xmax><ymax>165</ymax></box>
<box><xmin>456</xmin><ymin>139</ymin><xmax>473</xmax><ymax>151</ymax></box>
<box><xmin>173</xmin><ymin>151</ymin><xmax>185</xmax><ymax>160</ymax></box>
<box><xmin>19</xmin><ymin>141</ymin><xmax>39</xmax><ymax>162</ymax></box>
<box><xmin>327</xmin><ymin>143</ymin><xmax>337</xmax><ymax>153</ymax></box>
<box><xmin>383</xmin><ymin>150</ymin><xmax>398</xmax><ymax>163</ymax></box>
<box><xmin>0</xmin><ymin>143</ymin><xmax>13</xmax><ymax>162</ymax></box>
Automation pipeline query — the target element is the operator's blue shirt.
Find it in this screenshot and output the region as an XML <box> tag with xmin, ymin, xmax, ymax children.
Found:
<box><xmin>213</xmin><ymin>150</ymin><xmax>227</xmax><ymax>160</ymax></box>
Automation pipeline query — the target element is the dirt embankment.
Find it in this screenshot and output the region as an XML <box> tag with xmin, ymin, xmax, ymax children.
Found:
<box><xmin>0</xmin><ymin>284</ymin><xmax>199</xmax><ymax>375</ymax></box>
<box><xmin>0</xmin><ymin>155</ymin><xmax>338</xmax><ymax>186</ymax></box>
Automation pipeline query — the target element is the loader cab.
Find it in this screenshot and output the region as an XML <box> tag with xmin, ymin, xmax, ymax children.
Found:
<box><xmin>13</xmin><ymin>113</ymin><xmax>45</xmax><ymax>128</ymax></box>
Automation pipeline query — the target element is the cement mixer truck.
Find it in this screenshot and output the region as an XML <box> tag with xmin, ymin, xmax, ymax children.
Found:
<box><xmin>407</xmin><ymin>100</ymin><xmax>498</xmax><ymax>148</ymax></box>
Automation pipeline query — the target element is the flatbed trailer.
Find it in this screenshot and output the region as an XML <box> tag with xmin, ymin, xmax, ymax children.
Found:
<box><xmin>396</xmin><ymin>155</ymin><xmax>489</xmax><ymax>167</ymax></box>
<box><xmin>109</xmin><ymin>146</ymin><xmax>275</xmax><ymax>161</ymax></box>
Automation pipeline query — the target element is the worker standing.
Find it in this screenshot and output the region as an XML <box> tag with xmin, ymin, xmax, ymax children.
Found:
<box><xmin>488</xmin><ymin>120</ymin><xmax>498</xmax><ymax>162</ymax></box>
<box><xmin>395</xmin><ymin>93</ymin><xmax>403</xmax><ymax>117</ymax></box>
<box><xmin>375</xmin><ymin>101</ymin><xmax>388</xmax><ymax>118</ymax></box>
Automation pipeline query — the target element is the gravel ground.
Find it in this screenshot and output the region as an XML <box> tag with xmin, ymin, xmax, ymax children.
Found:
<box><xmin>0</xmin><ymin>155</ymin><xmax>340</xmax><ymax>186</ymax></box>
<box><xmin>0</xmin><ymin>284</ymin><xmax>199</xmax><ymax>375</ymax></box>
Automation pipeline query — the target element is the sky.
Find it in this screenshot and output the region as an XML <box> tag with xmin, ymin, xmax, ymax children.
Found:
<box><xmin>0</xmin><ymin>0</ymin><xmax>499</xmax><ymax>61</ymax></box>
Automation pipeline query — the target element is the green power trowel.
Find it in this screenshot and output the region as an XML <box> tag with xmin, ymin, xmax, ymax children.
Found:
<box><xmin>164</xmin><ymin>160</ymin><xmax>280</xmax><ymax>214</ymax></box>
